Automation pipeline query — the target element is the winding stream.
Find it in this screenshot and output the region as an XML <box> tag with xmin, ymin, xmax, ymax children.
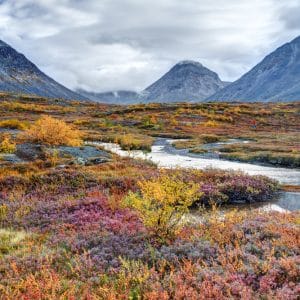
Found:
<box><xmin>90</xmin><ymin>138</ymin><xmax>300</xmax><ymax>211</ymax></box>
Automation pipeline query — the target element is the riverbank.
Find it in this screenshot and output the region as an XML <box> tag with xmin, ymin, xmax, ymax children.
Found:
<box><xmin>94</xmin><ymin>138</ymin><xmax>300</xmax><ymax>186</ymax></box>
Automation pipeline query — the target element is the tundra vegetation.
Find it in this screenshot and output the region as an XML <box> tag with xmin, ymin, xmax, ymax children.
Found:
<box><xmin>0</xmin><ymin>92</ymin><xmax>299</xmax><ymax>299</ymax></box>
<box><xmin>19</xmin><ymin>115</ymin><xmax>83</xmax><ymax>146</ymax></box>
<box><xmin>0</xmin><ymin>133</ymin><xmax>16</xmax><ymax>154</ymax></box>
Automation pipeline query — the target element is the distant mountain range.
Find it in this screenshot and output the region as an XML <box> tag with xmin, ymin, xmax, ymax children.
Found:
<box><xmin>0</xmin><ymin>36</ymin><xmax>300</xmax><ymax>103</ymax></box>
<box><xmin>77</xmin><ymin>89</ymin><xmax>141</xmax><ymax>105</ymax></box>
<box><xmin>78</xmin><ymin>61</ymin><xmax>230</xmax><ymax>104</ymax></box>
<box><xmin>0</xmin><ymin>40</ymin><xmax>83</xmax><ymax>100</ymax></box>
<box><xmin>208</xmin><ymin>36</ymin><xmax>300</xmax><ymax>102</ymax></box>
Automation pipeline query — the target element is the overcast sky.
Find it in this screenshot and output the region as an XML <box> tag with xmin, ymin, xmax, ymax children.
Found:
<box><xmin>0</xmin><ymin>0</ymin><xmax>299</xmax><ymax>92</ymax></box>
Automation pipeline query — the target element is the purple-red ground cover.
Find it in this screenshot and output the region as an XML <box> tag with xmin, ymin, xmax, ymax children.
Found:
<box><xmin>0</xmin><ymin>163</ymin><xmax>299</xmax><ymax>299</ymax></box>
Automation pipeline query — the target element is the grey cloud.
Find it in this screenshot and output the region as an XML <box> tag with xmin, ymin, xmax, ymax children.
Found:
<box><xmin>280</xmin><ymin>3</ymin><xmax>300</xmax><ymax>31</ymax></box>
<box><xmin>0</xmin><ymin>0</ymin><xmax>299</xmax><ymax>92</ymax></box>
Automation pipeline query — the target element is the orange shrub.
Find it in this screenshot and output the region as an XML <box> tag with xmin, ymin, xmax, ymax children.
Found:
<box><xmin>19</xmin><ymin>115</ymin><xmax>82</xmax><ymax>146</ymax></box>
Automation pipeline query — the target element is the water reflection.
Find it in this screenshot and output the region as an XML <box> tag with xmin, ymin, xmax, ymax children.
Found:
<box><xmin>221</xmin><ymin>192</ymin><xmax>300</xmax><ymax>212</ymax></box>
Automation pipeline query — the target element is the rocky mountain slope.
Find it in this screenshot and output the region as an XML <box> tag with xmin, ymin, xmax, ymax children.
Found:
<box><xmin>143</xmin><ymin>60</ymin><xmax>229</xmax><ymax>103</ymax></box>
<box><xmin>208</xmin><ymin>36</ymin><xmax>300</xmax><ymax>102</ymax></box>
<box><xmin>0</xmin><ymin>40</ymin><xmax>84</xmax><ymax>100</ymax></box>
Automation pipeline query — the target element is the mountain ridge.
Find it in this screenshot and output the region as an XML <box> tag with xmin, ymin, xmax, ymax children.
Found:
<box><xmin>208</xmin><ymin>36</ymin><xmax>300</xmax><ymax>102</ymax></box>
<box><xmin>0</xmin><ymin>40</ymin><xmax>84</xmax><ymax>100</ymax></box>
<box><xmin>1</xmin><ymin>36</ymin><xmax>300</xmax><ymax>103</ymax></box>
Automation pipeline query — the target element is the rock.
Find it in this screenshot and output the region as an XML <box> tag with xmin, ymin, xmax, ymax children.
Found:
<box><xmin>15</xmin><ymin>144</ymin><xmax>111</xmax><ymax>165</ymax></box>
<box><xmin>16</xmin><ymin>143</ymin><xmax>46</xmax><ymax>161</ymax></box>
<box><xmin>74</xmin><ymin>157</ymin><xmax>86</xmax><ymax>165</ymax></box>
<box><xmin>0</xmin><ymin>153</ymin><xmax>24</xmax><ymax>163</ymax></box>
<box><xmin>58</xmin><ymin>146</ymin><xmax>110</xmax><ymax>159</ymax></box>
<box><xmin>0</xmin><ymin>128</ymin><xmax>21</xmax><ymax>137</ymax></box>
<box><xmin>57</xmin><ymin>145</ymin><xmax>111</xmax><ymax>166</ymax></box>
<box><xmin>85</xmin><ymin>157</ymin><xmax>110</xmax><ymax>166</ymax></box>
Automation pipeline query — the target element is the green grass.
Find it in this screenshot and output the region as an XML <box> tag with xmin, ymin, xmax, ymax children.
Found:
<box><xmin>220</xmin><ymin>151</ymin><xmax>300</xmax><ymax>168</ymax></box>
<box><xmin>0</xmin><ymin>229</ymin><xmax>31</xmax><ymax>256</ymax></box>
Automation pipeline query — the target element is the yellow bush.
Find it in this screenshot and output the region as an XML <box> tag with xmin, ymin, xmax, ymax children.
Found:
<box><xmin>19</xmin><ymin>115</ymin><xmax>82</xmax><ymax>146</ymax></box>
<box><xmin>0</xmin><ymin>204</ymin><xmax>8</xmax><ymax>221</ymax></box>
<box><xmin>0</xmin><ymin>119</ymin><xmax>28</xmax><ymax>130</ymax></box>
<box><xmin>124</xmin><ymin>172</ymin><xmax>201</xmax><ymax>239</ymax></box>
<box><xmin>0</xmin><ymin>134</ymin><xmax>16</xmax><ymax>153</ymax></box>
<box><xmin>204</xmin><ymin>120</ymin><xmax>219</xmax><ymax>127</ymax></box>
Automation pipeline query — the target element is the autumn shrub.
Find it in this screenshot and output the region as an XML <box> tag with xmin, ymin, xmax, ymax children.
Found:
<box><xmin>0</xmin><ymin>100</ymin><xmax>75</xmax><ymax>114</ymax></box>
<box><xmin>200</xmin><ymin>134</ymin><xmax>223</xmax><ymax>143</ymax></box>
<box><xmin>0</xmin><ymin>101</ymin><xmax>43</xmax><ymax>113</ymax></box>
<box><xmin>0</xmin><ymin>119</ymin><xmax>28</xmax><ymax>130</ymax></box>
<box><xmin>115</xmin><ymin>133</ymin><xmax>154</xmax><ymax>151</ymax></box>
<box><xmin>198</xmin><ymin>170</ymin><xmax>279</xmax><ymax>204</ymax></box>
<box><xmin>204</xmin><ymin>120</ymin><xmax>219</xmax><ymax>127</ymax></box>
<box><xmin>22</xmin><ymin>192</ymin><xmax>143</xmax><ymax>234</ymax></box>
<box><xmin>209</xmin><ymin>114</ymin><xmax>234</xmax><ymax>123</ymax></box>
<box><xmin>124</xmin><ymin>172</ymin><xmax>202</xmax><ymax>239</ymax></box>
<box><xmin>19</xmin><ymin>115</ymin><xmax>82</xmax><ymax>146</ymax></box>
<box><xmin>0</xmin><ymin>170</ymin><xmax>97</xmax><ymax>200</ymax></box>
<box><xmin>0</xmin><ymin>161</ymin><xmax>298</xmax><ymax>298</ymax></box>
<box><xmin>0</xmin><ymin>134</ymin><xmax>16</xmax><ymax>153</ymax></box>
<box><xmin>44</xmin><ymin>149</ymin><xmax>60</xmax><ymax>167</ymax></box>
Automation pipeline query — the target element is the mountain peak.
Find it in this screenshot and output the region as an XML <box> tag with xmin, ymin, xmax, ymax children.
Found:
<box><xmin>0</xmin><ymin>39</ymin><xmax>84</xmax><ymax>100</ymax></box>
<box><xmin>143</xmin><ymin>60</ymin><xmax>227</xmax><ymax>103</ymax></box>
<box><xmin>170</xmin><ymin>60</ymin><xmax>220</xmax><ymax>80</ymax></box>
<box><xmin>176</xmin><ymin>60</ymin><xmax>203</xmax><ymax>67</ymax></box>
<box><xmin>208</xmin><ymin>35</ymin><xmax>300</xmax><ymax>102</ymax></box>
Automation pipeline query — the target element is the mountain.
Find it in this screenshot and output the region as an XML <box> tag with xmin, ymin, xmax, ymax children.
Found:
<box><xmin>208</xmin><ymin>36</ymin><xmax>300</xmax><ymax>102</ymax></box>
<box><xmin>142</xmin><ymin>60</ymin><xmax>229</xmax><ymax>103</ymax></box>
<box><xmin>0</xmin><ymin>40</ymin><xmax>84</xmax><ymax>100</ymax></box>
<box><xmin>77</xmin><ymin>89</ymin><xmax>142</xmax><ymax>104</ymax></box>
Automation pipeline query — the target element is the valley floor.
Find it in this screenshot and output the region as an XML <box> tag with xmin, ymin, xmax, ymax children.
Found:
<box><xmin>0</xmin><ymin>93</ymin><xmax>299</xmax><ymax>299</ymax></box>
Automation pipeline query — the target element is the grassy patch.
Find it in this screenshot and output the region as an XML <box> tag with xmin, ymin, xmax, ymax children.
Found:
<box><xmin>220</xmin><ymin>151</ymin><xmax>300</xmax><ymax>168</ymax></box>
<box><xmin>173</xmin><ymin>134</ymin><xmax>224</xmax><ymax>151</ymax></box>
<box><xmin>0</xmin><ymin>119</ymin><xmax>29</xmax><ymax>130</ymax></box>
<box><xmin>100</xmin><ymin>133</ymin><xmax>154</xmax><ymax>151</ymax></box>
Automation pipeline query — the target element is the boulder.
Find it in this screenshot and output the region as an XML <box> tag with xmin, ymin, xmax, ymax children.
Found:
<box><xmin>57</xmin><ymin>146</ymin><xmax>111</xmax><ymax>166</ymax></box>
<box><xmin>16</xmin><ymin>143</ymin><xmax>46</xmax><ymax>161</ymax></box>
<box><xmin>15</xmin><ymin>144</ymin><xmax>111</xmax><ymax>166</ymax></box>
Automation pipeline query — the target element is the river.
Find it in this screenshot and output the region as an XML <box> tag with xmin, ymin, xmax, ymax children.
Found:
<box><xmin>90</xmin><ymin>138</ymin><xmax>300</xmax><ymax>211</ymax></box>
